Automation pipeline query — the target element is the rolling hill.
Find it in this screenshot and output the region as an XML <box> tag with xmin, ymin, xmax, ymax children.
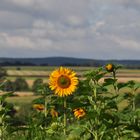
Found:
<box><xmin>0</xmin><ymin>57</ymin><xmax>140</xmax><ymax>68</ymax></box>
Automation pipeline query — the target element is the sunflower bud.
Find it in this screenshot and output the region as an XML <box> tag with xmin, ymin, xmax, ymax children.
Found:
<box><xmin>105</xmin><ymin>64</ymin><xmax>114</xmax><ymax>72</ymax></box>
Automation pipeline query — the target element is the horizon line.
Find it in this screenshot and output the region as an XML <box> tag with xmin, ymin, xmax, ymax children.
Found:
<box><xmin>0</xmin><ymin>56</ymin><xmax>140</xmax><ymax>61</ymax></box>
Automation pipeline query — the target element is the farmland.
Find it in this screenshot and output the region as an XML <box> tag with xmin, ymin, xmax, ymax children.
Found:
<box><xmin>1</xmin><ymin>66</ymin><xmax>140</xmax><ymax>102</ymax></box>
<box><xmin>4</xmin><ymin>66</ymin><xmax>140</xmax><ymax>86</ymax></box>
<box><xmin>2</xmin><ymin>65</ymin><xmax>140</xmax><ymax>111</ymax></box>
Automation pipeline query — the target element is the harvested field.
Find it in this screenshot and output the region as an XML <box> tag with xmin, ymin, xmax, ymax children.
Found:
<box><xmin>5</xmin><ymin>67</ymin><xmax>140</xmax><ymax>87</ymax></box>
<box><xmin>6</xmin><ymin>69</ymin><xmax>140</xmax><ymax>78</ymax></box>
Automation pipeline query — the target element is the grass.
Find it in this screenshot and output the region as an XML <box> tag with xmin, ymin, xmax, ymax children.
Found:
<box><xmin>6</xmin><ymin>96</ymin><xmax>39</xmax><ymax>105</ymax></box>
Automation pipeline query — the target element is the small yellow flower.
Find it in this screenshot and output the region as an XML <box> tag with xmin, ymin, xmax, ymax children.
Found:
<box><xmin>33</xmin><ymin>104</ymin><xmax>45</xmax><ymax>111</ymax></box>
<box><xmin>49</xmin><ymin>67</ymin><xmax>78</xmax><ymax>97</ymax></box>
<box><xmin>73</xmin><ymin>108</ymin><xmax>85</xmax><ymax>119</ymax></box>
<box><xmin>50</xmin><ymin>108</ymin><xmax>58</xmax><ymax>118</ymax></box>
<box><xmin>105</xmin><ymin>64</ymin><xmax>114</xmax><ymax>72</ymax></box>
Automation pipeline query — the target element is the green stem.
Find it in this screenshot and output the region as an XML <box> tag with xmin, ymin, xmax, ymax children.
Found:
<box><xmin>44</xmin><ymin>96</ymin><xmax>47</xmax><ymax>117</ymax></box>
<box><xmin>132</xmin><ymin>90</ymin><xmax>135</xmax><ymax>111</ymax></box>
<box><xmin>0</xmin><ymin>101</ymin><xmax>3</xmax><ymax>140</ymax></box>
<box><xmin>132</xmin><ymin>90</ymin><xmax>136</xmax><ymax>124</ymax></box>
<box><xmin>113</xmin><ymin>71</ymin><xmax>118</xmax><ymax>94</ymax></box>
<box><xmin>93</xmin><ymin>86</ymin><xmax>99</xmax><ymax>140</ymax></box>
<box><xmin>94</xmin><ymin>132</ymin><xmax>98</xmax><ymax>140</ymax></box>
<box><xmin>132</xmin><ymin>98</ymin><xmax>135</xmax><ymax>111</ymax></box>
<box><xmin>64</xmin><ymin>97</ymin><xmax>67</xmax><ymax>135</ymax></box>
<box><xmin>94</xmin><ymin>88</ymin><xmax>97</xmax><ymax>102</ymax></box>
<box><xmin>44</xmin><ymin>94</ymin><xmax>48</xmax><ymax>128</ymax></box>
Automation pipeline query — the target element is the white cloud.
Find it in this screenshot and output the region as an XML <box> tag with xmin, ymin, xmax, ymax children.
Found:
<box><xmin>110</xmin><ymin>36</ymin><xmax>140</xmax><ymax>51</ymax></box>
<box><xmin>65</xmin><ymin>16</ymin><xmax>85</xmax><ymax>27</ymax></box>
<box><xmin>9</xmin><ymin>0</ymin><xmax>34</xmax><ymax>7</ymax></box>
<box><xmin>0</xmin><ymin>0</ymin><xmax>140</xmax><ymax>59</ymax></box>
<box><xmin>0</xmin><ymin>33</ymin><xmax>34</xmax><ymax>48</ymax></box>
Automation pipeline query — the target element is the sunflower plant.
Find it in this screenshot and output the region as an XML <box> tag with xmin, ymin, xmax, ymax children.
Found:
<box><xmin>66</xmin><ymin>65</ymin><xmax>140</xmax><ymax>140</ymax></box>
<box><xmin>49</xmin><ymin>67</ymin><xmax>79</xmax><ymax>135</ymax></box>
<box><xmin>0</xmin><ymin>82</ymin><xmax>14</xmax><ymax>140</ymax></box>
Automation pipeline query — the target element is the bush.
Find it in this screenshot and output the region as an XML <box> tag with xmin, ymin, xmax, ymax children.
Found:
<box><xmin>16</xmin><ymin>67</ymin><xmax>21</xmax><ymax>71</ymax></box>
<box><xmin>32</xmin><ymin>78</ymin><xmax>43</xmax><ymax>95</ymax></box>
<box><xmin>0</xmin><ymin>67</ymin><xmax>7</xmax><ymax>79</ymax></box>
<box><xmin>2</xmin><ymin>80</ymin><xmax>15</xmax><ymax>92</ymax></box>
<box><xmin>14</xmin><ymin>78</ymin><xmax>29</xmax><ymax>91</ymax></box>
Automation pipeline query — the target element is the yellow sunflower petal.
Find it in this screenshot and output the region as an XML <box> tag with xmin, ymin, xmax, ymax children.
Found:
<box><xmin>49</xmin><ymin>67</ymin><xmax>78</xmax><ymax>97</ymax></box>
<box><xmin>73</xmin><ymin>108</ymin><xmax>85</xmax><ymax>119</ymax></box>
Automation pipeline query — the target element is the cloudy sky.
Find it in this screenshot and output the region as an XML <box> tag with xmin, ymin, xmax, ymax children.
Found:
<box><xmin>0</xmin><ymin>0</ymin><xmax>140</xmax><ymax>59</ymax></box>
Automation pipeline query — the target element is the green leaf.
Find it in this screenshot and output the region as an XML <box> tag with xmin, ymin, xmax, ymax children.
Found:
<box><xmin>135</xmin><ymin>108</ymin><xmax>140</xmax><ymax>118</ymax></box>
<box><xmin>106</xmin><ymin>100</ymin><xmax>118</xmax><ymax>110</ymax></box>
<box><xmin>94</xmin><ymin>72</ymin><xmax>106</xmax><ymax>82</ymax></box>
<box><xmin>103</xmin><ymin>78</ymin><xmax>117</xmax><ymax>86</ymax></box>
<box><xmin>117</xmin><ymin>82</ymin><xmax>128</xmax><ymax>91</ymax></box>
<box><xmin>134</xmin><ymin>83</ymin><xmax>140</xmax><ymax>91</ymax></box>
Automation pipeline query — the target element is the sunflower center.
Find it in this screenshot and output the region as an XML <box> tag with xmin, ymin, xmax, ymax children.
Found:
<box><xmin>57</xmin><ymin>75</ymin><xmax>71</xmax><ymax>88</ymax></box>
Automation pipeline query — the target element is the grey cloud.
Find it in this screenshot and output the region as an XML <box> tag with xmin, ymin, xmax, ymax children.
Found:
<box><xmin>0</xmin><ymin>10</ymin><xmax>33</xmax><ymax>30</ymax></box>
<box><xmin>0</xmin><ymin>0</ymin><xmax>140</xmax><ymax>59</ymax></box>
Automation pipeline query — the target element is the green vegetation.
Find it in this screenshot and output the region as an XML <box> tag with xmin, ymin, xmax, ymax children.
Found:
<box><xmin>0</xmin><ymin>65</ymin><xmax>140</xmax><ymax>140</ymax></box>
<box><xmin>0</xmin><ymin>67</ymin><xmax>7</xmax><ymax>79</ymax></box>
<box><xmin>1</xmin><ymin>78</ymin><xmax>29</xmax><ymax>92</ymax></box>
<box><xmin>14</xmin><ymin>78</ymin><xmax>29</xmax><ymax>91</ymax></box>
<box><xmin>2</xmin><ymin>80</ymin><xmax>15</xmax><ymax>92</ymax></box>
<box><xmin>32</xmin><ymin>78</ymin><xmax>44</xmax><ymax>94</ymax></box>
<box><xmin>6</xmin><ymin>96</ymin><xmax>39</xmax><ymax>104</ymax></box>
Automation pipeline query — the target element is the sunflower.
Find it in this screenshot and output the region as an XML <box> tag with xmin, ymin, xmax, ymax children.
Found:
<box><xmin>105</xmin><ymin>64</ymin><xmax>114</xmax><ymax>72</ymax></box>
<box><xmin>49</xmin><ymin>67</ymin><xmax>78</xmax><ymax>97</ymax></box>
<box><xmin>73</xmin><ymin>108</ymin><xmax>85</xmax><ymax>119</ymax></box>
<box><xmin>33</xmin><ymin>104</ymin><xmax>45</xmax><ymax>111</ymax></box>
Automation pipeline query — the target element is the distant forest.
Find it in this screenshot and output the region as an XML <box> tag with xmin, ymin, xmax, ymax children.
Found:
<box><xmin>0</xmin><ymin>57</ymin><xmax>140</xmax><ymax>69</ymax></box>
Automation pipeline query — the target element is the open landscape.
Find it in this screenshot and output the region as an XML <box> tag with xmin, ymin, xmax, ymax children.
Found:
<box><xmin>0</xmin><ymin>0</ymin><xmax>140</xmax><ymax>139</ymax></box>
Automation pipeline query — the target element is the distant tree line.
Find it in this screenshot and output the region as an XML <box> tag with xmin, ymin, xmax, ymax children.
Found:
<box><xmin>1</xmin><ymin>77</ymin><xmax>49</xmax><ymax>95</ymax></box>
<box><xmin>61</xmin><ymin>62</ymin><xmax>102</xmax><ymax>67</ymax></box>
<box><xmin>0</xmin><ymin>61</ymin><xmax>140</xmax><ymax>68</ymax></box>
<box><xmin>1</xmin><ymin>78</ymin><xmax>29</xmax><ymax>92</ymax></box>
<box><xmin>0</xmin><ymin>61</ymin><xmax>37</xmax><ymax>66</ymax></box>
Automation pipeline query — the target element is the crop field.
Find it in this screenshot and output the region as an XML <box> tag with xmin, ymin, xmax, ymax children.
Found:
<box><xmin>4</xmin><ymin>66</ymin><xmax>140</xmax><ymax>87</ymax></box>
<box><xmin>0</xmin><ymin>65</ymin><xmax>140</xmax><ymax>140</ymax></box>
